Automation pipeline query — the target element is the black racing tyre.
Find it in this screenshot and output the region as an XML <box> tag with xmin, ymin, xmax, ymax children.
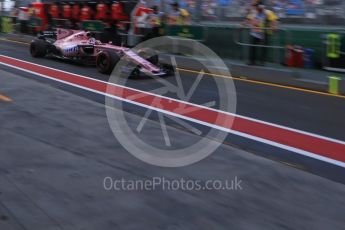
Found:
<box><xmin>96</xmin><ymin>50</ymin><xmax>121</xmax><ymax>74</ymax></box>
<box><xmin>129</xmin><ymin>67</ymin><xmax>141</xmax><ymax>79</ymax></box>
<box><xmin>30</xmin><ymin>39</ymin><xmax>48</xmax><ymax>58</ymax></box>
<box><xmin>138</xmin><ymin>48</ymin><xmax>159</xmax><ymax>65</ymax></box>
<box><xmin>162</xmin><ymin>64</ymin><xmax>175</xmax><ymax>76</ymax></box>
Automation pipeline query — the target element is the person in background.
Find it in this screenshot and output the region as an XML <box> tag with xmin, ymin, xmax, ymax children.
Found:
<box><xmin>18</xmin><ymin>6</ymin><xmax>30</xmax><ymax>33</ymax></box>
<box><xmin>71</xmin><ymin>4</ymin><xmax>81</xmax><ymax>29</ymax></box>
<box><xmin>146</xmin><ymin>5</ymin><xmax>162</xmax><ymax>39</ymax></box>
<box><xmin>27</xmin><ymin>3</ymin><xmax>34</xmax><ymax>18</ymax></box>
<box><xmin>243</xmin><ymin>3</ymin><xmax>265</xmax><ymax>65</ymax></box>
<box><xmin>244</xmin><ymin>3</ymin><xmax>278</xmax><ymax>65</ymax></box>
<box><xmin>262</xmin><ymin>4</ymin><xmax>279</xmax><ymax>64</ymax></box>
<box><xmin>10</xmin><ymin>7</ymin><xmax>19</xmax><ymax>21</ymax></box>
<box><xmin>269</xmin><ymin>0</ymin><xmax>284</xmax><ymax>17</ymax></box>
<box><xmin>168</xmin><ymin>2</ymin><xmax>190</xmax><ymax>25</ymax></box>
<box><xmin>80</xmin><ymin>3</ymin><xmax>94</xmax><ymax>21</ymax></box>
<box><xmin>44</xmin><ymin>5</ymin><xmax>52</xmax><ymax>30</ymax></box>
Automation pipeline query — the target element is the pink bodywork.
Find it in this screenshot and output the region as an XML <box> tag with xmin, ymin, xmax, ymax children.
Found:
<box><xmin>53</xmin><ymin>28</ymin><xmax>162</xmax><ymax>75</ymax></box>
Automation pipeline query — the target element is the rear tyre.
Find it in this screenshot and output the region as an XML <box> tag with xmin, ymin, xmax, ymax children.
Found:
<box><xmin>138</xmin><ymin>48</ymin><xmax>159</xmax><ymax>65</ymax></box>
<box><xmin>30</xmin><ymin>39</ymin><xmax>48</xmax><ymax>58</ymax></box>
<box><xmin>96</xmin><ymin>51</ymin><xmax>121</xmax><ymax>74</ymax></box>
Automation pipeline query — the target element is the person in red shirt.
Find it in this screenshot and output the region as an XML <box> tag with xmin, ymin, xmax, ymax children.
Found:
<box><xmin>50</xmin><ymin>4</ymin><xmax>59</xmax><ymax>18</ymax></box>
<box><xmin>80</xmin><ymin>3</ymin><xmax>94</xmax><ymax>21</ymax></box>
<box><xmin>71</xmin><ymin>4</ymin><xmax>81</xmax><ymax>29</ymax></box>
<box><xmin>95</xmin><ymin>2</ymin><xmax>109</xmax><ymax>21</ymax></box>
<box><xmin>63</xmin><ymin>4</ymin><xmax>72</xmax><ymax>19</ymax></box>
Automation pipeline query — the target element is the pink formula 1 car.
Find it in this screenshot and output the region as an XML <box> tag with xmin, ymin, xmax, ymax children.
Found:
<box><xmin>29</xmin><ymin>29</ymin><xmax>172</xmax><ymax>77</ymax></box>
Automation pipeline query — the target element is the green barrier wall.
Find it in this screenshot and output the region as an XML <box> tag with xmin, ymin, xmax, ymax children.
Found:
<box><xmin>81</xmin><ymin>20</ymin><xmax>105</xmax><ymax>32</ymax></box>
<box><xmin>29</xmin><ymin>17</ymin><xmax>42</xmax><ymax>27</ymax></box>
<box><xmin>165</xmin><ymin>24</ymin><xmax>345</xmax><ymax>66</ymax></box>
<box><xmin>164</xmin><ymin>25</ymin><xmax>205</xmax><ymax>40</ymax></box>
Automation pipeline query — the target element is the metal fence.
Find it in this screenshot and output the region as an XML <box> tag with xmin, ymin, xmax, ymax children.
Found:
<box><xmin>233</xmin><ymin>26</ymin><xmax>291</xmax><ymax>63</ymax></box>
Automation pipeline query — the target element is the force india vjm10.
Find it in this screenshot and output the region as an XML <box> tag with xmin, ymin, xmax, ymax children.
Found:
<box><xmin>29</xmin><ymin>28</ymin><xmax>173</xmax><ymax>77</ymax></box>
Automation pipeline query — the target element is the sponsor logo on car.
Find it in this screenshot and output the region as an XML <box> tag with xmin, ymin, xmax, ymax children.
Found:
<box><xmin>63</xmin><ymin>46</ymin><xmax>78</xmax><ymax>53</ymax></box>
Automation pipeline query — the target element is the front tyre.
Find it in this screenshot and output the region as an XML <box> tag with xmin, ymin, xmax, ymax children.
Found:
<box><xmin>96</xmin><ymin>51</ymin><xmax>121</xmax><ymax>74</ymax></box>
<box><xmin>162</xmin><ymin>64</ymin><xmax>175</xmax><ymax>76</ymax></box>
<box><xmin>30</xmin><ymin>39</ymin><xmax>48</xmax><ymax>58</ymax></box>
<box><xmin>129</xmin><ymin>67</ymin><xmax>141</xmax><ymax>79</ymax></box>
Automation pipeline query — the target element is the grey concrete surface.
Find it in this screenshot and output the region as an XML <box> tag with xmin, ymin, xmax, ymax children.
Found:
<box><xmin>1</xmin><ymin>38</ymin><xmax>345</xmax><ymax>180</ymax></box>
<box><xmin>0</xmin><ymin>67</ymin><xmax>345</xmax><ymax>229</ymax></box>
<box><xmin>161</xmin><ymin>54</ymin><xmax>331</xmax><ymax>93</ymax></box>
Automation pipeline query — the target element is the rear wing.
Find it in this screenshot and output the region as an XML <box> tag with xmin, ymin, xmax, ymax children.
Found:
<box><xmin>56</xmin><ymin>28</ymin><xmax>82</xmax><ymax>40</ymax></box>
<box><xmin>37</xmin><ymin>28</ymin><xmax>85</xmax><ymax>41</ymax></box>
<box><xmin>38</xmin><ymin>31</ymin><xmax>57</xmax><ymax>39</ymax></box>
